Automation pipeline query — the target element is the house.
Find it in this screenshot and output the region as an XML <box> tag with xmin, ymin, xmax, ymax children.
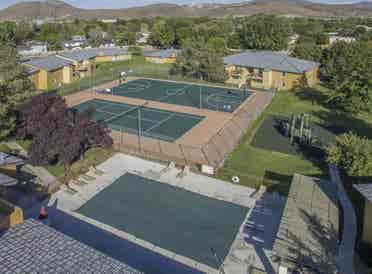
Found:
<box><xmin>144</xmin><ymin>49</ymin><xmax>180</xmax><ymax>64</ymax></box>
<box><xmin>0</xmin><ymin>152</ymin><xmax>25</xmax><ymax>177</ymax></box>
<box><xmin>224</xmin><ymin>50</ymin><xmax>319</xmax><ymax>90</ymax></box>
<box><xmin>23</xmin><ymin>56</ymin><xmax>73</xmax><ymax>90</ymax></box>
<box><xmin>61</xmin><ymin>35</ymin><xmax>87</xmax><ymax>50</ymax></box>
<box><xmin>356</xmin><ymin>25</ymin><xmax>372</xmax><ymax>32</ymax></box>
<box><xmin>288</xmin><ymin>33</ymin><xmax>299</xmax><ymax>48</ymax></box>
<box><xmin>0</xmin><ymin>196</ymin><xmax>23</xmax><ymax>230</ymax></box>
<box><xmin>137</xmin><ymin>32</ymin><xmax>151</xmax><ymax>44</ymax></box>
<box><xmin>0</xmin><ymin>219</ymin><xmax>140</xmax><ymax>273</ymax></box>
<box><xmin>353</xmin><ymin>184</ymin><xmax>372</xmax><ymax>246</ymax></box>
<box><xmin>273</xmin><ymin>174</ymin><xmax>339</xmax><ymax>274</ymax></box>
<box><xmin>17</xmin><ymin>41</ymin><xmax>48</xmax><ymax>57</ymax></box>
<box><xmin>100</xmin><ymin>19</ymin><xmax>118</xmax><ymax>24</ymax></box>
<box><xmin>328</xmin><ymin>32</ymin><xmax>356</xmax><ymax>45</ymax></box>
<box><xmin>57</xmin><ymin>50</ymin><xmax>97</xmax><ymax>79</ymax></box>
<box><xmin>91</xmin><ymin>48</ymin><xmax>132</xmax><ymax>63</ymax></box>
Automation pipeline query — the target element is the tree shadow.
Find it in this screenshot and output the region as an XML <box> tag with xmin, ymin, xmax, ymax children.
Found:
<box><xmin>312</xmin><ymin>109</ymin><xmax>372</xmax><ymax>139</ymax></box>
<box><xmin>294</xmin><ymin>86</ymin><xmax>372</xmax><ymax>139</ymax></box>
<box><xmin>279</xmin><ymin>209</ymin><xmax>339</xmax><ymax>273</ymax></box>
<box><xmin>294</xmin><ymin>87</ymin><xmax>332</xmax><ymax>110</ymax></box>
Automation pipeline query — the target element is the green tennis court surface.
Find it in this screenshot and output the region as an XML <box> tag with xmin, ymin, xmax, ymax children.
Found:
<box><xmin>105</xmin><ymin>79</ymin><xmax>251</xmax><ymax>113</ymax></box>
<box><xmin>77</xmin><ymin>173</ymin><xmax>248</xmax><ymax>269</ymax></box>
<box><xmin>73</xmin><ymin>99</ymin><xmax>204</xmax><ymax>142</ymax></box>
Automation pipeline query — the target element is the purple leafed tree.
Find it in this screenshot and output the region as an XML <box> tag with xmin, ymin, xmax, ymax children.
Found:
<box><xmin>18</xmin><ymin>94</ymin><xmax>113</xmax><ymax>184</ymax></box>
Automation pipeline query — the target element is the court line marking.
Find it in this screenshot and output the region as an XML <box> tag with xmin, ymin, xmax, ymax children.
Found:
<box><xmin>95</xmin><ymin>99</ymin><xmax>203</xmax><ymax>120</ymax></box>
<box><xmin>205</xmin><ymin>92</ymin><xmax>245</xmax><ymax>111</ymax></box>
<box><xmin>96</xmin><ymin>108</ymin><xmax>170</xmax><ymax>124</ymax></box>
<box><xmin>96</xmin><ymin>105</ymin><xmax>202</xmax><ymax>124</ymax></box>
<box><xmin>158</xmin><ymin>84</ymin><xmax>190</xmax><ymax>102</ymax></box>
<box><xmin>96</xmin><ymin>110</ymin><xmax>158</xmax><ymax>123</ymax></box>
<box><xmin>76</xmin><ymin>101</ymin><xmax>203</xmax><ymax>142</ymax></box>
<box><xmin>103</xmin><ymin>105</ymin><xmax>141</xmax><ymax>124</ymax></box>
<box><xmin>100</xmin><ymin>79</ymin><xmax>251</xmax><ymax>112</ymax></box>
<box><xmin>111</xmin><ymin>123</ymin><xmax>175</xmax><ymax>142</ymax></box>
<box><xmin>114</xmin><ymin>79</ymin><xmax>153</xmax><ymax>94</ymax></box>
<box><xmin>143</xmin><ymin>113</ymin><xmax>176</xmax><ymax>134</ymax></box>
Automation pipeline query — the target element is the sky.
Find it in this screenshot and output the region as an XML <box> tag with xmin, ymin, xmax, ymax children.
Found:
<box><xmin>0</xmin><ymin>0</ymin><xmax>371</xmax><ymax>9</ymax></box>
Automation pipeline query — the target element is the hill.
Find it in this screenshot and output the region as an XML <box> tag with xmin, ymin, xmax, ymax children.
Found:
<box><xmin>0</xmin><ymin>0</ymin><xmax>372</xmax><ymax>21</ymax></box>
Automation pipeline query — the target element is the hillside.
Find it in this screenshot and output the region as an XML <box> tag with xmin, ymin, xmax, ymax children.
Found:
<box><xmin>0</xmin><ymin>0</ymin><xmax>372</xmax><ymax>21</ymax></box>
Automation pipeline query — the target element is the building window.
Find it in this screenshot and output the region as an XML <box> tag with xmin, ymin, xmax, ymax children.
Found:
<box><xmin>281</xmin><ymin>72</ymin><xmax>286</xmax><ymax>77</ymax></box>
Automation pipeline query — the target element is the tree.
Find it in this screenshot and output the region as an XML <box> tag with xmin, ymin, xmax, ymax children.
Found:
<box><xmin>150</xmin><ymin>19</ymin><xmax>175</xmax><ymax>48</ymax></box>
<box><xmin>0</xmin><ymin>22</ymin><xmax>16</xmax><ymax>46</ymax></box>
<box><xmin>88</xmin><ymin>28</ymin><xmax>105</xmax><ymax>47</ymax></box>
<box><xmin>239</xmin><ymin>14</ymin><xmax>292</xmax><ymax>51</ymax></box>
<box><xmin>227</xmin><ymin>32</ymin><xmax>241</xmax><ymax>49</ymax></box>
<box><xmin>17</xmin><ymin>93</ymin><xmax>67</xmax><ymax>140</ymax></box>
<box><xmin>115</xmin><ymin>27</ymin><xmax>136</xmax><ymax>46</ymax></box>
<box><xmin>321</xmin><ymin>42</ymin><xmax>372</xmax><ymax>113</ymax></box>
<box><xmin>207</xmin><ymin>37</ymin><xmax>228</xmax><ymax>56</ymax></box>
<box><xmin>326</xmin><ymin>132</ymin><xmax>372</xmax><ymax>178</ymax></box>
<box><xmin>171</xmin><ymin>37</ymin><xmax>227</xmax><ymax>83</ymax></box>
<box><xmin>18</xmin><ymin>94</ymin><xmax>113</xmax><ymax>184</ymax></box>
<box><xmin>291</xmin><ymin>42</ymin><xmax>323</xmax><ymax>62</ymax></box>
<box><xmin>0</xmin><ymin>45</ymin><xmax>34</xmax><ymax>140</ymax></box>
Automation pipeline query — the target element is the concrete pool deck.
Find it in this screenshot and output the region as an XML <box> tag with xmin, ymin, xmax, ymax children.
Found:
<box><xmin>49</xmin><ymin>153</ymin><xmax>284</xmax><ymax>273</ymax></box>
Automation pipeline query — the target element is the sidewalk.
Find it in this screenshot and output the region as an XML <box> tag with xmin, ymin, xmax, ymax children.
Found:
<box><xmin>329</xmin><ymin>164</ymin><xmax>357</xmax><ymax>274</ymax></box>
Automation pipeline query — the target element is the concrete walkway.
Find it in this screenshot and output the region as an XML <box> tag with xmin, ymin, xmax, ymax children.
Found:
<box><xmin>329</xmin><ymin>164</ymin><xmax>357</xmax><ymax>274</ymax></box>
<box><xmin>5</xmin><ymin>140</ymin><xmax>59</xmax><ymax>192</ymax></box>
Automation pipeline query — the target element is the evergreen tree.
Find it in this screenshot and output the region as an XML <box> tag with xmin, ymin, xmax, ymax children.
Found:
<box><xmin>171</xmin><ymin>37</ymin><xmax>227</xmax><ymax>83</ymax></box>
<box><xmin>239</xmin><ymin>14</ymin><xmax>292</xmax><ymax>51</ymax></box>
<box><xmin>327</xmin><ymin>132</ymin><xmax>372</xmax><ymax>178</ymax></box>
<box><xmin>0</xmin><ymin>45</ymin><xmax>34</xmax><ymax>140</ymax></box>
<box><xmin>150</xmin><ymin>19</ymin><xmax>175</xmax><ymax>48</ymax></box>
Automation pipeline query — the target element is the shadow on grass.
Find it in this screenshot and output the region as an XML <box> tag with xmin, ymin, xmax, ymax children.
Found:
<box><xmin>294</xmin><ymin>87</ymin><xmax>332</xmax><ymax>110</ymax></box>
<box><xmin>263</xmin><ymin>171</ymin><xmax>293</xmax><ymax>196</ymax></box>
<box><xmin>294</xmin><ymin>87</ymin><xmax>372</xmax><ymax>138</ymax></box>
<box><xmin>312</xmin><ymin>109</ymin><xmax>372</xmax><ymax>139</ymax></box>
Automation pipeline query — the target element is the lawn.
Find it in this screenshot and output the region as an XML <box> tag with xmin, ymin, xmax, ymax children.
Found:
<box><xmin>57</xmin><ymin>56</ymin><xmax>235</xmax><ymax>96</ymax></box>
<box><xmin>17</xmin><ymin>139</ymin><xmax>113</xmax><ymax>181</ymax></box>
<box><xmin>57</xmin><ymin>56</ymin><xmax>173</xmax><ymax>96</ymax></box>
<box><xmin>217</xmin><ymin>86</ymin><xmax>372</xmax><ymax>195</ymax></box>
<box><xmin>46</xmin><ymin>148</ymin><xmax>114</xmax><ymax>181</ymax></box>
<box><xmin>0</xmin><ymin>143</ymin><xmax>12</xmax><ymax>154</ymax></box>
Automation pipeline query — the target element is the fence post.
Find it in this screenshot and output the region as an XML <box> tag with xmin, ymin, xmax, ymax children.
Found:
<box><xmin>179</xmin><ymin>144</ymin><xmax>187</xmax><ymax>166</ymax></box>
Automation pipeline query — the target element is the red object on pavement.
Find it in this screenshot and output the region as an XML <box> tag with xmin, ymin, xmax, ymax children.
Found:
<box><xmin>39</xmin><ymin>206</ymin><xmax>48</xmax><ymax>220</ymax></box>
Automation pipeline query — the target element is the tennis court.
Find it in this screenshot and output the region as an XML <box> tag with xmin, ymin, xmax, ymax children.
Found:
<box><xmin>77</xmin><ymin>173</ymin><xmax>248</xmax><ymax>269</ymax></box>
<box><xmin>73</xmin><ymin>99</ymin><xmax>204</xmax><ymax>142</ymax></box>
<box><xmin>106</xmin><ymin>79</ymin><xmax>251</xmax><ymax>113</ymax></box>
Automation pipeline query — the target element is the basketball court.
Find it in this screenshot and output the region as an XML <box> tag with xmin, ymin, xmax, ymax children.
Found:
<box><xmin>104</xmin><ymin>78</ymin><xmax>251</xmax><ymax>113</ymax></box>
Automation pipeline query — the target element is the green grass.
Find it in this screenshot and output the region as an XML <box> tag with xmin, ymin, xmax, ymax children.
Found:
<box><xmin>16</xmin><ymin>139</ymin><xmax>113</xmax><ymax>181</ymax></box>
<box><xmin>56</xmin><ymin>56</ymin><xmax>235</xmax><ymax>96</ymax></box>
<box><xmin>58</xmin><ymin>57</ymin><xmax>172</xmax><ymax>96</ymax></box>
<box><xmin>17</xmin><ymin>139</ymin><xmax>31</xmax><ymax>151</ymax></box>
<box><xmin>45</xmin><ymin>147</ymin><xmax>114</xmax><ymax>180</ymax></box>
<box><xmin>0</xmin><ymin>143</ymin><xmax>12</xmax><ymax>154</ymax></box>
<box><xmin>217</xmin><ymin>86</ymin><xmax>372</xmax><ymax>195</ymax></box>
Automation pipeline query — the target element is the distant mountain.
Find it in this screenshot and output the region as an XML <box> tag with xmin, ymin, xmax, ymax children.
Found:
<box><xmin>0</xmin><ymin>0</ymin><xmax>372</xmax><ymax>21</ymax></box>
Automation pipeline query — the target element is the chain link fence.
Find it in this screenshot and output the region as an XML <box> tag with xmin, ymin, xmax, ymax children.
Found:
<box><xmin>111</xmin><ymin>92</ymin><xmax>274</xmax><ymax>170</ymax></box>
